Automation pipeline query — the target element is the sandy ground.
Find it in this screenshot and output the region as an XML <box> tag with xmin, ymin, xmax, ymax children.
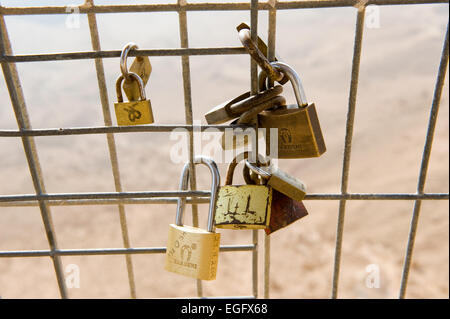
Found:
<box><xmin>0</xmin><ymin>2</ymin><xmax>448</xmax><ymax>298</ymax></box>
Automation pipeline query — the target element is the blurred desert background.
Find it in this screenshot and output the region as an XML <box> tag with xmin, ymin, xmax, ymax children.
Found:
<box><xmin>0</xmin><ymin>0</ymin><xmax>448</xmax><ymax>299</ymax></box>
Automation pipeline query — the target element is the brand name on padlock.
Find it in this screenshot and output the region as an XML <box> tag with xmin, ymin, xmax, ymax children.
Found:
<box><xmin>170</xmin><ymin>257</ymin><xmax>198</xmax><ymax>270</ymax></box>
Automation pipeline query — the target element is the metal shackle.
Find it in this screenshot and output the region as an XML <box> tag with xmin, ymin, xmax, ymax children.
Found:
<box><xmin>245</xmin><ymin>160</ymin><xmax>271</xmax><ymax>180</ymax></box>
<box><xmin>115</xmin><ymin>72</ymin><xmax>146</xmax><ymax>102</ymax></box>
<box><xmin>175</xmin><ymin>156</ymin><xmax>221</xmax><ymax>233</ymax></box>
<box><xmin>120</xmin><ymin>42</ymin><xmax>138</xmax><ymax>79</ymax></box>
<box><xmin>270</xmin><ymin>61</ymin><xmax>308</xmax><ymax>108</ymax></box>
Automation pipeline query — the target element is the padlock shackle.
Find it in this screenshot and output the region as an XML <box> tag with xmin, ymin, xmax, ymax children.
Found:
<box><xmin>120</xmin><ymin>42</ymin><xmax>138</xmax><ymax>80</ymax></box>
<box><xmin>237</xmin><ymin>95</ymin><xmax>286</xmax><ymax>124</ymax></box>
<box><xmin>243</xmin><ymin>160</ymin><xmax>271</xmax><ymax>186</ymax></box>
<box><xmin>176</xmin><ymin>156</ymin><xmax>220</xmax><ymax>233</ymax></box>
<box><xmin>245</xmin><ymin>160</ymin><xmax>271</xmax><ymax>179</ymax></box>
<box><xmin>226</xmin><ymin>85</ymin><xmax>282</xmax><ymax>117</ymax></box>
<box><xmin>115</xmin><ymin>72</ymin><xmax>146</xmax><ymax>102</ymax></box>
<box><xmin>270</xmin><ymin>62</ymin><xmax>308</xmax><ymax>108</ymax></box>
<box><xmin>225</xmin><ymin>151</ymin><xmax>269</xmax><ymax>185</ymax></box>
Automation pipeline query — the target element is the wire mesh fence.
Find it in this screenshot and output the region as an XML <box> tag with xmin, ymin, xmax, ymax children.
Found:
<box><xmin>0</xmin><ymin>0</ymin><xmax>448</xmax><ymax>299</ymax></box>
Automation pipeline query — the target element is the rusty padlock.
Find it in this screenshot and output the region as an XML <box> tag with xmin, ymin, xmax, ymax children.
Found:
<box><xmin>215</xmin><ymin>152</ymin><xmax>272</xmax><ymax>229</ymax></box>
<box><xmin>165</xmin><ymin>156</ymin><xmax>221</xmax><ymax>281</ymax></box>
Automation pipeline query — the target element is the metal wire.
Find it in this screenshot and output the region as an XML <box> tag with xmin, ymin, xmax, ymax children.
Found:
<box><xmin>0</xmin><ymin>0</ymin><xmax>448</xmax><ymax>300</ymax></box>
<box><xmin>0</xmin><ymin>192</ymin><xmax>447</xmax><ymax>204</ymax></box>
<box><xmin>85</xmin><ymin>0</ymin><xmax>137</xmax><ymax>299</ymax></box>
<box><xmin>399</xmin><ymin>22</ymin><xmax>450</xmax><ymax>299</ymax></box>
<box><xmin>0</xmin><ymin>11</ymin><xmax>68</xmax><ymax>299</ymax></box>
<box><xmin>0</xmin><ymin>245</ymin><xmax>255</xmax><ymax>258</ymax></box>
<box><xmin>331</xmin><ymin>5</ymin><xmax>366</xmax><ymax>299</ymax></box>
<box><xmin>176</xmin><ymin>0</ymin><xmax>204</xmax><ymax>298</ymax></box>
<box><xmin>0</xmin><ymin>0</ymin><xmax>448</xmax><ymax>16</ymax></box>
<box><xmin>0</xmin><ymin>124</ymin><xmax>252</xmax><ymax>136</ymax></box>
<box><xmin>250</xmin><ymin>0</ymin><xmax>260</xmax><ymax>300</ymax></box>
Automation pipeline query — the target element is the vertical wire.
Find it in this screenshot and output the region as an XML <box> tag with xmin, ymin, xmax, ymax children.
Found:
<box><xmin>399</xmin><ymin>22</ymin><xmax>449</xmax><ymax>299</ymax></box>
<box><xmin>331</xmin><ymin>6</ymin><xmax>366</xmax><ymax>299</ymax></box>
<box><xmin>177</xmin><ymin>0</ymin><xmax>203</xmax><ymax>298</ymax></box>
<box><xmin>264</xmin><ymin>0</ymin><xmax>277</xmax><ymax>299</ymax></box>
<box><xmin>0</xmin><ymin>13</ymin><xmax>68</xmax><ymax>298</ymax></box>
<box><xmin>250</xmin><ymin>0</ymin><xmax>259</xmax><ymax>299</ymax></box>
<box><xmin>85</xmin><ymin>0</ymin><xmax>137</xmax><ymax>298</ymax></box>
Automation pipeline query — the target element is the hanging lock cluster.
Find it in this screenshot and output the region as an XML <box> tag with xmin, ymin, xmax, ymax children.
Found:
<box><xmin>114</xmin><ymin>43</ymin><xmax>154</xmax><ymax>126</ymax></box>
<box><xmin>205</xmin><ymin>24</ymin><xmax>326</xmax><ymax>159</ymax></box>
<box><xmin>159</xmin><ymin>22</ymin><xmax>327</xmax><ymax>280</ymax></box>
<box><xmin>214</xmin><ymin>152</ymin><xmax>308</xmax><ymax>234</ymax></box>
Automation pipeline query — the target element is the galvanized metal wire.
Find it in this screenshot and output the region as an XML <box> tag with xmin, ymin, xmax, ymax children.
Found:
<box><xmin>0</xmin><ymin>0</ymin><xmax>448</xmax><ymax>299</ymax></box>
<box><xmin>331</xmin><ymin>5</ymin><xmax>366</xmax><ymax>299</ymax></box>
<box><xmin>85</xmin><ymin>0</ymin><xmax>136</xmax><ymax>299</ymax></box>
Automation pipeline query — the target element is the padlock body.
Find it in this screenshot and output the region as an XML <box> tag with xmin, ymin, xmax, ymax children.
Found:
<box><xmin>268</xmin><ymin>168</ymin><xmax>306</xmax><ymax>202</ymax></box>
<box><xmin>259</xmin><ymin>103</ymin><xmax>326</xmax><ymax>158</ymax></box>
<box><xmin>165</xmin><ymin>224</ymin><xmax>220</xmax><ymax>281</ymax></box>
<box><xmin>265</xmin><ymin>190</ymin><xmax>308</xmax><ymax>235</ymax></box>
<box><xmin>123</xmin><ymin>57</ymin><xmax>152</xmax><ymax>102</ymax></box>
<box><xmin>114</xmin><ymin>99</ymin><xmax>154</xmax><ymax>126</ymax></box>
<box><xmin>215</xmin><ymin>185</ymin><xmax>272</xmax><ymax>229</ymax></box>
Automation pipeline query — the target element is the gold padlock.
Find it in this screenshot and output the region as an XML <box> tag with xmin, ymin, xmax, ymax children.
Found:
<box><xmin>122</xmin><ymin>56</ymin><xmax>152</xmax><ymax>102</ymax></box>
<box><xmin>242</xmin><ymin>163</ymin><xmax>308</xmax><ymax>235</ymax></box>
<box><xmin>258</xmin><ymin>62</ymin><xmax>326</xmax><ymax>158</ymax></box>
<box><xmin>119</xmin><ymin>42</ymin><xmax>152</xmax><ymax>102</ymax></box>
<box><xmin>114</xmin><ymin>72</ymin><xmax>154</xmax><ymax>126</ymax></box>
<box><xmin>215</xmin><ymin>152</ymin><xmax>272</xmax><ymax>229</ymax></box>
<box><xmin>165</xmin><ymin>156</ymin><xmax>221</xmax><ymax>281</ymax></box>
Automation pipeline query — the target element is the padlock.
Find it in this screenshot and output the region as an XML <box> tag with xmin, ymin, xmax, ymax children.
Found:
<box><xmin>114</xmin><ymin>72</ymin><xmax>154</xmax><ymax>126</ymax></box>
<box><xmin>123</xmin><ymin>56</ymin><xmax>152</xmax><ymax>101</ymax></box>
<box><xmin>243</xmin><ymin>162</ymin><xmax>308</xmax><ymax>235</ymax></box>
<box><xmin>245</xmin><ymin>160</ymin><xmax>306</xmax><ymax>202</ymax></box>
<box><xmin>120</xmin><ymin>42</ymin><xmax>152</xmax><ymax>102</ymax></box>
<box><xmin>215</xmin><ymin>152</ymin><xmax>272</xmax><ymax>229</ymax></box>
<box><xmin>165</xmin><ymin>156</ymin><xmax>221</xmax><ymax>281</ymax></box>
<box><xmin>221</xmin><ymin>95</ymin><xmax>286</xmax><ymax>150</ymax></box>
<box><xmin>258</xmin><ymin>62</ymin><xmax>326</xmax><ymax>158</ymax></box>
<box><xmin>205</xmin><ymin>85</ymin><xmax>283</xmax><ymax>125</ymax></box>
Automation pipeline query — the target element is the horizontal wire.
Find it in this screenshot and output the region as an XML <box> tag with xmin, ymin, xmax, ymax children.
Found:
<box><xmin>0</xmin><ymin>47</ymin><xmax>246</xmax><ymax>63</ymax></box>
<box><xmin>171</xmin><ymin>296</ymin><xmax>256</xmax><ymax>299</ymax></box>
<box><xmin>0</xmin><ymin>197</ymin><xmax>211</xmax><ymax>207</ymax></box>
<box><xmin>0</xmin><ymin>245</ymin><xmax>255</xmax><ymax>258</ymax></box>
<box><xmin>0</xmin><ymin>124</ymin><xmax>252</xmax><ymax>137</ymax></box>
<box><xmin>0</xmin><ymin>191</ymin><xmax>210</xmax><ymax>203</ymax></box>
<box><xmin>0</xmin><ymin>1</ymin><xmax>447</xmax><ymax>16</ymax></box>
<box><xmin>0</xmin><ymin>192</ymin><xmax>447</xmax><ymax>205</ymax></box>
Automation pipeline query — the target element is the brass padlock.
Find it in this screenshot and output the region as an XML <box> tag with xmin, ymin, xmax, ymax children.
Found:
<box><xmin>215</xmin><ymin>152</ymin><xmax>272</xmax><ymax>229</ymax></box>
<box><xmin>221</xmin><ymin>95</ymin><xmax>286</xmax><ymax>150</ymax></box>
<box><xmin>258</xmin><ymin>62</ymin><xmax>326</xmax><ymax>158</ymax></box>
<box><xmin>123</xmin><ymin>56</ymin><xmax>152</xmax><ymax>101</ymax></box>
<box><xmin>114</xmin><ymin>72</ymin><xmax>154</xmax><ymax>126</ymax></box>
<box><xmin>243</xmin><ymin>163</ymin><xmax>308</xmax><ymax>235</ymax></box>
<box><xmin>245</xmin><ymin>160</ymin><xmax>306</xmax><ymax>202</ymax></box>
<box><xmin>165</xmin><ymin>156</ymin><xmax>221</xmax><ymax>281</ymax></box>
<box><xmin>120</xmin><ymin>42</ymin><xmax>152</xmax><ymax>102</ymax></box>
